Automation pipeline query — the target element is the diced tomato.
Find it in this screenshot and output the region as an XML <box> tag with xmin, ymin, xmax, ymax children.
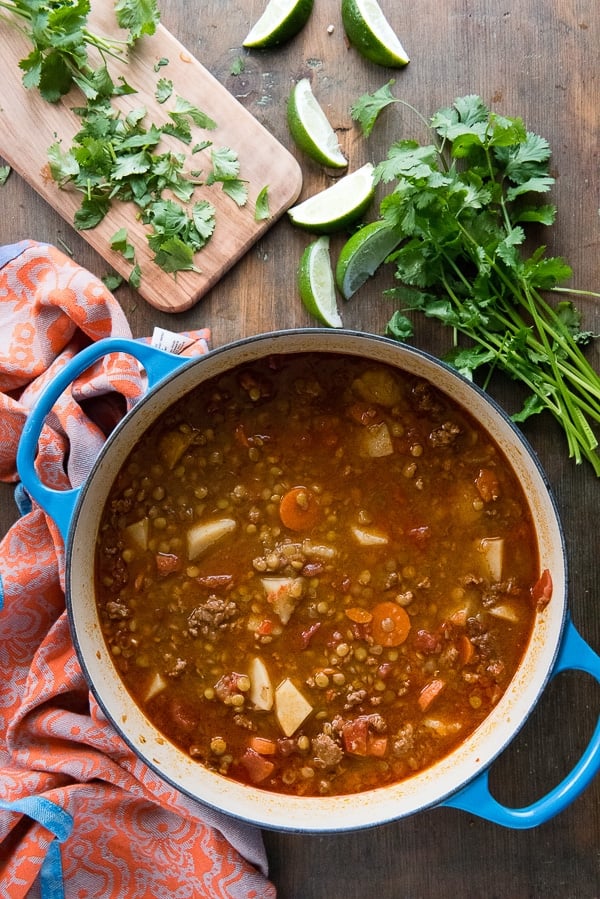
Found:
<box><xmin>342</xmin><ymin>717</ymin><xmax>388</xmax><ymax>757</ymax></box>
<box><xmin>240</xmin><ymin>748</ymin><xmax>275</xmax><ymax>784</ymax></box>
<box><xmin>155</xmin><ymin>552</ymin><xmax>181</xmax><ymax>576</ymax></box>
<box><xmin>532</xmin><ymin>568</ymin><xmax>553</xmax><ymax>610</ymax></box>
<box><xmin>299</xmin><ymin>621</ymin><xmax>321</xmax><ymax>649</ymax></box>
<box><xmin>367</xmin><ymin>734</ymin><xmax>388</xmax><ymax>757</ymax></box>
<box><xmin>475</xmin><ymin>468</ymin><xmax>501</xmax><ymax>503</ymax></box>
<box><xmin>346</xmin><ymin>402</ymin><xmax>382</xmax><ymax>427</ymax></box>
<box><xmin>341</xmin><ymin>717</ymin><xmax>369</xmax><ymax>756</ymax></box>
<box><xmin>256</xmin><ymin>618</ymin><xmax>274</xmax><ymax>636</ymax></box>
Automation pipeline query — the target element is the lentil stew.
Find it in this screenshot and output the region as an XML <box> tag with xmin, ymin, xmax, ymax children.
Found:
<box><xmin>95</xmin><ymin>352</ymin><xmax>545</xmax><ymax>797</ymax></box>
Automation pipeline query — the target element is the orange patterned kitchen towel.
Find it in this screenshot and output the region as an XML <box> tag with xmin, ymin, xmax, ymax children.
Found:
<box><xmin>0</xmin><ymin>241</ymin><xmax>275</xmax><ymax>899</ymax></box>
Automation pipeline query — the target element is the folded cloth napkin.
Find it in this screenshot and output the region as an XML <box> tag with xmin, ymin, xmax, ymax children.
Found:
<box><xmin>0</xmin><ymin>241</ymin><xmax>275</xmax><ymax>899</ymax></box>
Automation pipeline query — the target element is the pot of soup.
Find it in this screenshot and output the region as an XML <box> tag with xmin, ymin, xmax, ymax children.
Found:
<box><xmin>17</xmin><ymin>329</ymin><xmax>600</xmax><ymax>832</ymax></box>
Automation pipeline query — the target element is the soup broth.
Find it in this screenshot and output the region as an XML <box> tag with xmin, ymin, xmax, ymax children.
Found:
<box><xmin>95</xmin><ymin>352</ymin><xmax>542</xmax><ymax>796</ymax></box>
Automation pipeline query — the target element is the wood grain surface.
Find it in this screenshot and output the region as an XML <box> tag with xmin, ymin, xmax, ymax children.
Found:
<box><xmin>0</xmin><ymin>0</ymin><xmax>303</xmax><ymax>311</ymax></box>
<box><xmin>1</xmin><ymin>1</ymin><xmax>599</xmax><ymax>897</ymax></box>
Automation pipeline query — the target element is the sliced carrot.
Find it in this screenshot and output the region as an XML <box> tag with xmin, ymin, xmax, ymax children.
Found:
<box><xmin>458</xmin><ymin>634</ymin><xmax>475</xmax><ymax>667</ymax></box>
<box><xmin>370</xmin><ymin>601</ymin><xmax>411</xmax><ymax>647</ymax></box>
<box><xmin>418</xmin><ymin>678</ymin><xmax>446</xmax><ymax>711</ymax></box>
<box><xmin>249</xmin><ymin>736</ymin><xmax>277</xmax><ymax>755</ymax></box>
<box><xmin>532</xmin><ymin>568</ymin><xmax>553</xmax><ymax>610</ymax></box>
<box><xmin>345</xmin><ymin>606</ymin><xmax>373</xmax><ymax>624</ymax></box>
<box><xmin>279</xmin><ymin>486</ymin><xmax>321</xmax><ymax>531</ymax></box>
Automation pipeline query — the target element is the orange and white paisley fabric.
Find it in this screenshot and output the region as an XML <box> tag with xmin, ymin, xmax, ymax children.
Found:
<box><xmin>0</xmin><ymin>241</ymin><xmax>275</xmax><ymax>898</ymax></box>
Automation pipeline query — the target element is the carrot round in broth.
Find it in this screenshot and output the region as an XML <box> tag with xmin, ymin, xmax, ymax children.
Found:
<box><xmin>370</xmin><ymin>601</ymin><xmax>411</xmax><ymax>647</ymax></box>
<box><xmin>279</xmin><ymin>486</ymin><xmax>321</xmax><ymax>531</ymax></box>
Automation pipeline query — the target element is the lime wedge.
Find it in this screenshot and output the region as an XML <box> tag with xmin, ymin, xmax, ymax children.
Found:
<box><xmin>336</xmin><ymin>220</ymin><xmax>402</xmax><ymax>299</ymax></box>
<box><xmin>288</xmin><ymin>163</ymin><xmax>375</xmax><ymax>233</ymax></box>
<box><xmin>288</xmin><ymin>78</ymin><xmax>348</xmax><ymax>169</ymax></box>
<box><xmin>243</xmin><ymin>0</ymin><xmax>314</xmax><ymax>48</ymax></box>
<box><xmin>341</xmin><ymin>0</ymin><xmax>410</xmax><ymax>67</ymax></box>
<box><xmin>298</xmin><ymin>236</ymin><xmax>343</xmax><ymax>327</ymax></box>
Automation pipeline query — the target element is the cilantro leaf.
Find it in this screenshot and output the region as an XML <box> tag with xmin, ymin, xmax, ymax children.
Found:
<box><xmin>351</xmin><ymin>80</ymin><xmax>397</xmax><ymax>137</ymax></box>
<box><xmin>255</xmin><ymin>185</ymin><xmax>270</xmax><ymax>221</ymax></box>
<box><xmin>114</xmin><ymin>0</ymin><xmax>159</xmax><ymax>41</ymax></box>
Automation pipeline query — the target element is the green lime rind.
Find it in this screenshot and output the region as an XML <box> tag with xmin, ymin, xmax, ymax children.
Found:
<box><xmin>341</xmin><ymin>0</ymin><xmax>410</xmax><ymax>68</ymax></box>
<box><xmin>287</xmin><ymin>79</ymin><xmax>348</xmax><ymax>169</ymax></box>
<box><xmin>288</xmin><ymin>163</ymin><xmax>375</xmax><ymax>234</ymax></box>
<box><xmin>336</xmin><ymin>220</ymin><xmax>403</xmax><ymax>299</ymax></box>
<box><xmin>243</xmin><ymin>0</ymin><xmax>314</xmax><ymax>48</ymax></box>
<box><xmin>298</xmin><ymin>236</ymin><xmax>343</xmax><ymax>327</ymax></box>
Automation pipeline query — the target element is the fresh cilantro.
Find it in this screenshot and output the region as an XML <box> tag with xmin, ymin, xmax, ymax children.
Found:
<box><xmin>154</xmin><ymin>57</ymin><xmax>169</xmax><ymax>72</ymax></box>
<box><xmin>359</xmin><ymin>90</ymin><xmax>600</xmax><ymax>474</ymax></box>
<box><xmin>102</xmin><ymin>272</ymin><xmax>124</xmax><ymax>291</ymax></box>
<box><xmin>208</xmin><ymin>146</ymin><xmax>240</xmax><ymax>181</ymax></box>
<box><xmin>110</xmin><ymin>227</ymin><xmax>136</xmax><ymax>262</ymax></box>
<box><xmin>351</xmin><ymin>80</ymin><xmax>398</xmax><ymax>138</ymax></box>
<box><xmin>0</xmin><ymin>165</ymin><xmax>11</xmax><ymax>185</ymax></box>
<box><xmin>47</xmin><ymin>92</ymin><xmax>231</xmax><ymax>277</ymax></box>
<box><xmin>3</xmin><ymin>0</ymin><xmax>160</xmax><ymax>102</ymax></box>
<box><xmin>255</xmin><ymin>185</ymin><xmax>270</xmax><ymax>221</ymax></box>
<box><xmin>221</xmin><ymin>180</ymin><xmax>248</xmax><ymax>206</ymax></box>
<box><xmin>114</xmin><ymin>0</ymin><xmax>159</xmax><ymax>42</ymax></box>
<box><xmin>231</xmin><ymin>56</ymin><xmax>245</xmax><ymax>76</ymax></box>
<box><xmin>129</xmin><ymin>263</ymin><xmax>142</xmax><ymax>288</ymax></box>
<box><xmin>155</xmin><ymin>78</ymin><xmax>174</xmax><ymax>104</ymax></box>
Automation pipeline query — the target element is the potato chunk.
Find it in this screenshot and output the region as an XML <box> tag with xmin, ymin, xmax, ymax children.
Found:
<box><xmin>249</xmin><ymin>656</ymin><xmax>274</xmax><ymax>711</ymax></box>
<box><xmin>275</xmin><ymin>678</ymin><xmax>313</xmax><ymax>737</ymax></box>
<box><xmin>260</xmin><ymin>577</ymin><xmax>305</xmax><ymax>624</ymax></box>
<box><xmin>187</xmin><ymin>518</ymin><xmax>237</xmax><ymax>560</ymax></box>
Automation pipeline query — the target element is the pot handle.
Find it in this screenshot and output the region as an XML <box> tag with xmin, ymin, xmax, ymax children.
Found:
<box><xmin>441</xmin><ymin>615</ymin><xmax>600</xmax><ymax>828</ymax></box>
<box><xmin>16</xmin><ymin>337</ymin><xmax>191</xmax><ymax>541</ymax></box>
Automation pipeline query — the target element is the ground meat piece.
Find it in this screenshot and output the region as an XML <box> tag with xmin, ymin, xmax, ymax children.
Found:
<box><xmin>392</xmin><ymin>723</ymin><xmax>415</xmax><ymax>756</ymax></box>
<box><xmin>411</xmin><ymin>380</ymin><xmax>444</xmax><ymax>415</ymax></box>
<box><xmin>312</xmin><ymin>733</ymin><xmax>344</xmax><ymax>769</ymax></box>
<box><xmin>187</xmin><ymin>596</ymin><xmax>239</xmax><ymax>639</ymax></box>
<box><xmin>344</xmin><ymin>688</ymin><xmax>368</xmax><ymax>710</ymax></box>
<box><xmin>105</xmin><ymin>600</ymin><xmax>130</xmax><ymax>620</ymax></box>
<box><xmin>429</xmin><ymin>421</ymin><xmax>461</xmax><ymax>447</ymax></box>
<box><xmin>165</xmin><ymin>658</ymin><xmax>187</xmax><ymax>677</ymax></box>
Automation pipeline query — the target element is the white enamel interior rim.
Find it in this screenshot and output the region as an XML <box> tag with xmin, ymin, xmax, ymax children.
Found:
<box><xmin>67</xmin><ymin>329</ymin><xmax>567</xmax><ymax>832</ymax></box>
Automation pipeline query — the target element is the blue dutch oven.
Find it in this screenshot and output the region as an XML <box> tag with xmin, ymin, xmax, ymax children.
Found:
<box><xmin>17</xmin><ymin>329</ymin><xmax>600</xmax><ymax>832</ymax></box>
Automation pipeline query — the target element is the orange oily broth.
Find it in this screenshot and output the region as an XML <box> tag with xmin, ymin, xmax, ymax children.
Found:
<box><xmin>95</xmin><ymin>353</ymin><xmax>540</xmax><ymax>797</ymax></box>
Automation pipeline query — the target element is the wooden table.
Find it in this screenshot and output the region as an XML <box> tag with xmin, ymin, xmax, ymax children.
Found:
<box><xmin>1</xmin><ymin>1</ymin><xmax>598</xmax><ymax>895</ymax></box>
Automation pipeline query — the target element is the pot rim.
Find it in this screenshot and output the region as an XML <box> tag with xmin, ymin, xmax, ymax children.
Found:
<box><xmin>65</xmin><ymin>328</ymin><xmax>568</xmax><ymax>831</ymax></box>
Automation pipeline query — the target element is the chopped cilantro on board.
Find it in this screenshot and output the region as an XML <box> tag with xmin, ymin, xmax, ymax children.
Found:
<box><xmin>1</xmin><ymin>0</ymin><xmax>159</xmax><ymax>102</ymax></box>
<box><xmin>352</xmin><ymin>90</ymin><xmax>600</xmax><ymax>474</ymax></box>
<box><xmin>47</xmin><ymin>94</ymin><xmax>229</xmax><ymax>277</ymax></box>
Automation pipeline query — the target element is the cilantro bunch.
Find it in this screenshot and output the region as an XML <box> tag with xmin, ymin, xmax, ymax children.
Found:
<box><xmin>48</xmin><ymin>93</ymin><xmax>247</xmax><ymax>278</ymax></box>
<box><xmin>0</xmin><ymin>0</ymin><xmax>159</xmax><ymax>102</ymax></box>
<box><xmin>353</xmin><ymin>89</ymin><xmax>600</xmax><ymax>474</ymax></box>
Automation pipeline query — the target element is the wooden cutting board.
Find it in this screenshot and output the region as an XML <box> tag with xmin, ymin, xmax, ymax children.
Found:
<box><xmin>0</xmin><ymin>2</ymin><xmax>303</xmax><ymax>312</ymax></box>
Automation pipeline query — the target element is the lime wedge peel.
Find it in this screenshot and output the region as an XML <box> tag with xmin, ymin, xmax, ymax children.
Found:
<box><xmin>341</xmin><ymin>0</ymin><xmax>410</xmax><ymax>68</ymax></box>
<box><xmin>298</xmin><ymin>236</ymin><xmax>343</xmax><ymax>328</ymax></box>
<box><xmin>243</xmin><ymin>0</ymin><xmax>315</xmax><ymax>48</ymax></box>
<box><xmin>288</xmin><ymin>79</ymin><xmax>348</xmax><ymax>169</ymax></box>
<box><xmin>288</xmin><ymin>163</ymin><xmax>375</xmax><ymax>233</ymax></box>
<box><xmin>336</xmin><ymin>220</ymin><xmax>402</xmax><ymax>299</ymax></box>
